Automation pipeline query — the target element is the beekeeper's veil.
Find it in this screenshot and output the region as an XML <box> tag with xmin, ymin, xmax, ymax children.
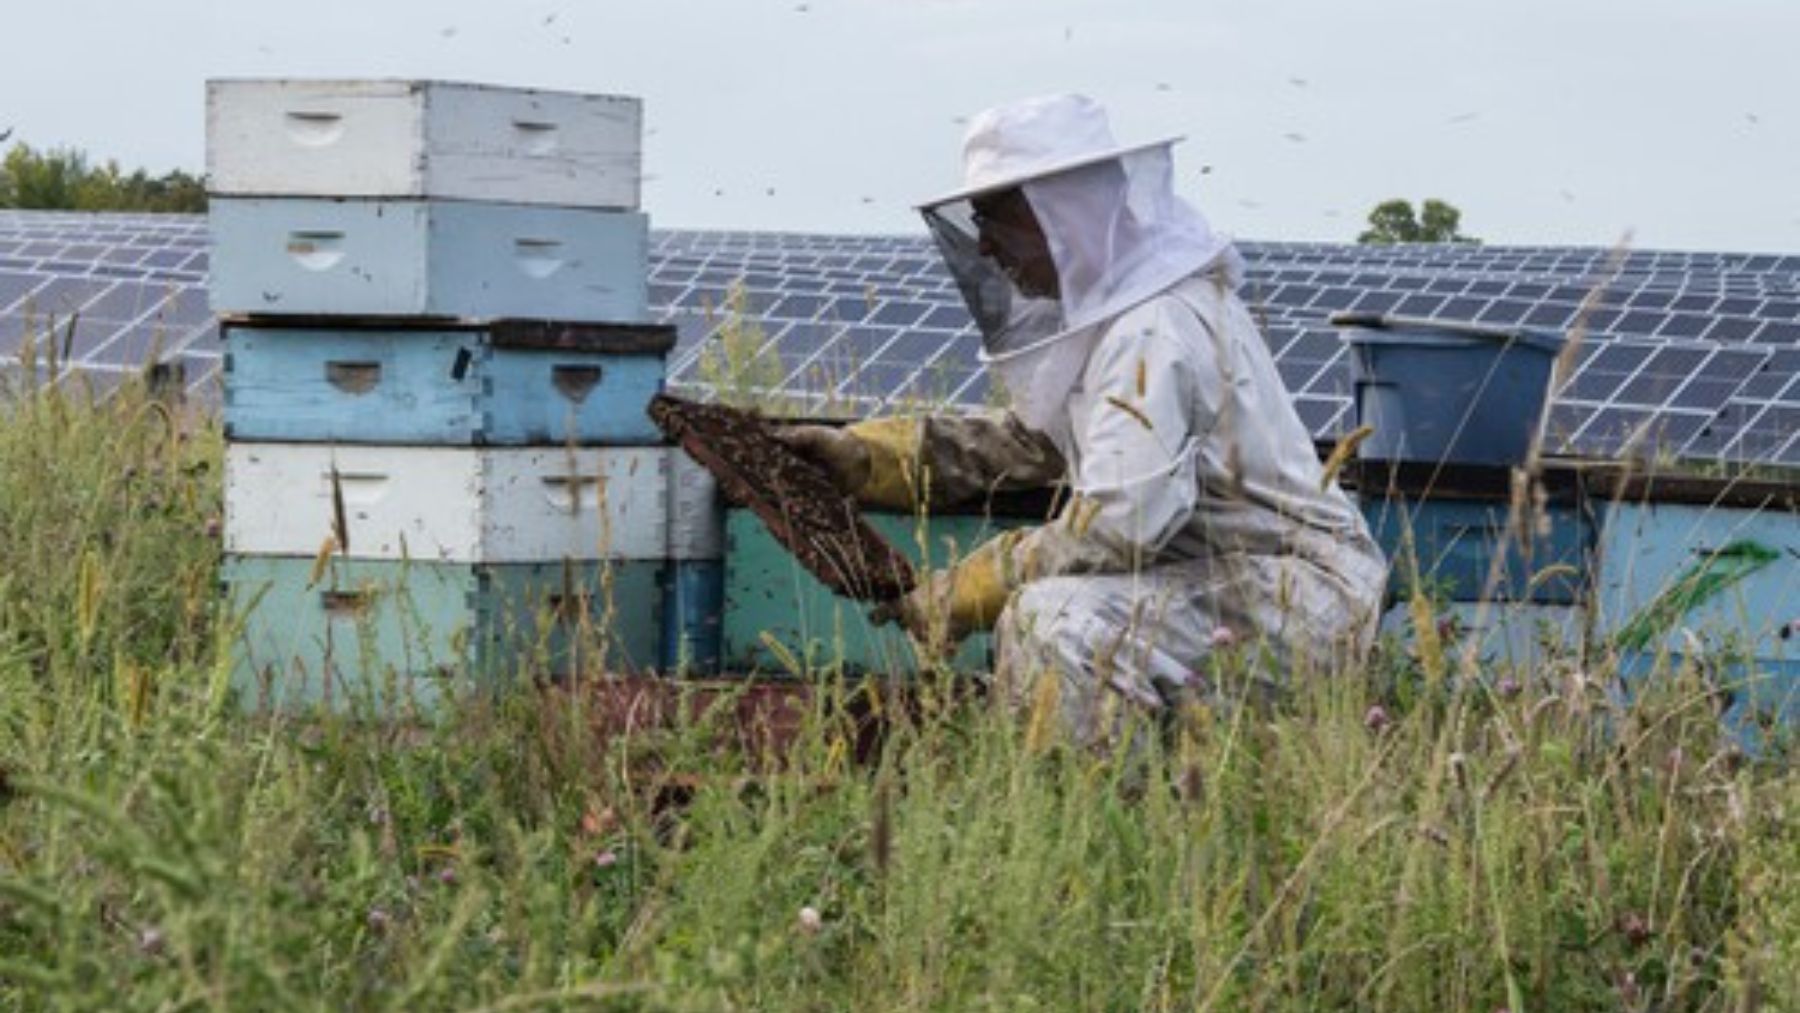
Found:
<box><xmin>919</xmin><ymin>94</ymin><xmax>1242</xmax><ymax>435</ymax></box>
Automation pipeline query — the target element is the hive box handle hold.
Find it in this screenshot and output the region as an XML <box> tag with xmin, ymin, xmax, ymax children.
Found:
<box><xmin>540</xmin><ymin>475</ymin><xmax>604</xmax><ymax>514</ymax></box>
<box><xmin>284</xmin><ymin>110</ymin><xmax>345</xmax><ymax>147</ymax></box>
<box><xmin>286</xmin><ymin>230</ymin><xmax>346</xmax><ymax>271</ymax></box>
<box><xmin>511</xmin><ymin>119</ymin><xmax>560</xmax><ymax>155</ymax></box>
<box><xmin>325</xmin><ymin>361</ymin><xmax>382</xmax><ymax>395</ymax></box>
<box><xmin>320</xmin><ymin>590</ymin><xmax>371</xmax><ymax>618</ymax></box>
<box><xmin>551</xmin><ymin>364</ymin><xmax>603</xmax><ymax>403</ymax></box>
<box><xmin>514</xmin><ymin>238</ymin><xmax>565</xmax><ymax>279</ymax></box>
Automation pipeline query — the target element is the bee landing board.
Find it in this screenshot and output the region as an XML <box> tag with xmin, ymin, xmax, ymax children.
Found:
<box><xmin>224</xmin><ymin>443</ymin><xmax>670</xmax><ymax>564</ymax></box>
<box><xmin>207</xmin><ymin>79</ymin><xmax>643</xmax><ymax>209</ymax></box>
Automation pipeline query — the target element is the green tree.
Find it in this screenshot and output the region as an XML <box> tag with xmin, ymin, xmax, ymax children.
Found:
<box><xmin>1357</xmin><ymin>198</ymin><xmax>1478</xmax><ymax>245</ymax></box>
<box><xmin>1</xmin><ymin>142</ymin><xmax>206</xmax><ymax>213</ymax></box>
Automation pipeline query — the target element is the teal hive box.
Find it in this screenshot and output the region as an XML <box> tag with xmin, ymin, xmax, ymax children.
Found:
<box><xmin>1359</xmin><ymin>495</ymin><xmax>1597</xmax><ymax>604</ymax></box>
<box><xmin>1595</xmin><ymin>500</ymin><xmax>1800</xmax><ymax>680</ymax></box>
<box><xmin>720</xmin><ymin>508</ymin><xmax>1037</xmax><ymax>676</ymax></box>
<box><xmin>225</xmin><ymin>555</ymin><xmax>664</xmax><ymax>713</ymax></box>
<box><xmin>224</xmin><ymin>319</ymin><xmax>674</xmax><ymax>446</ymax></box>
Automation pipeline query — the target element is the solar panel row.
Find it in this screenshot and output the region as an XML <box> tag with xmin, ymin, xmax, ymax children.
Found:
<box><xmin>1</xmin><ymin>211</ymin><xmax>1797</xmax><ymax>468</ymax></box>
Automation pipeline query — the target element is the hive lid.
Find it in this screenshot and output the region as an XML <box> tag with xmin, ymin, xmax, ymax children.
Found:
<box><xmin>1330</xmin><ymin>311</ymin><xmax>1566</xmax><ymax>355</ymax></box>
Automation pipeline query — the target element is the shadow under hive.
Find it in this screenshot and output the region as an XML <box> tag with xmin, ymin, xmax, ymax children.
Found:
<box><xmin>648</xmin><ymin>394</ymin><xmax>915</xmax><ymax>602</ymax></box>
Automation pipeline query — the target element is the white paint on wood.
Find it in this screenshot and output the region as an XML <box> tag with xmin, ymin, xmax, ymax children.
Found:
<box><xmin>667</xmin><ymin>450</ymin><xmax>724</xmax><ymax>559</ymax></box>
<box><xmin>208</xmin><ymin>79</ymin><xmax>642</xmax><ymax>208</ymax></box>
<box><xmin>207</xmin><ymin>198</ymin><xmax>647</xmax><ymax>321</ymax></box>
<box><xmin>225</xmin><ymin>443</ymin><xmax>669</xmax><ymax>563</ymax></box>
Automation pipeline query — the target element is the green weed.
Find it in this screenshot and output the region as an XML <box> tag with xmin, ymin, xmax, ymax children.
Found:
<box><xmin>0</xmin><ymin>375</ymin><xmax>1792</xmax><ymax>1010</ymax></box>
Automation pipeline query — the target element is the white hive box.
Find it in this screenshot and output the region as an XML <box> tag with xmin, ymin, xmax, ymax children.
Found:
<box><xmin>208</xmin><ymin>197</ymin><xmax>648</xmax><ymax>320</ymax></box>
<box><xmin>225</xmin><ymin>443</ymin><xmax>669</xmax><ymax>563</ymax></box>
<box><xmin>208</xmin><ymin>79</ymin><xmax>642</xmax><ymax>209</ymax></box>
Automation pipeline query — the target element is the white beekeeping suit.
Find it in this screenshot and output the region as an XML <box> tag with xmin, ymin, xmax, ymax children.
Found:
<box><xmin>789</xmin><ymin>94</ymin><xmax>1388</xmax><ymax>746</ymax></box>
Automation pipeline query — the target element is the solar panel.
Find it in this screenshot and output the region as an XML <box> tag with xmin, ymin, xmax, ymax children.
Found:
<box><xmin>2</xmin><ymin>209</ymin><xmax>1798</xmax><ymax>469</ymax></box>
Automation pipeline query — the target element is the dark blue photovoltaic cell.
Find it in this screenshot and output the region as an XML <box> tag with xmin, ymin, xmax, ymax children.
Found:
<box><xmin>0</xmin><ymin>271</ymin><xmax>44</xmax><ymax>313</ymax></box>
<box><xmin>770</xmin><ymin>293</ymin><xmax>828</xmax><ymax>319</ymax></box>
<box><xmin>1671</xmin><ymin>378</ymin><xmax>1740</xmax><ymax>413</ymax></box>
<box><xmin>1393</xmin><ymin>294</ymin><xmax>1446</xmax><ymax>317</ymax></box>
<box><xmin>1543</xmin><ymin>403</ymin><xmax>1594</xmax><ymax>449</ymax></box>
<box><xmin>1728</xmin><ymin>405</ymin><xmax>1800</xmax><ymax>460</ymax></box>
<box><xmin>92</xmin><ymin>324</ymin><xmax>171</xmax><ymax>367</ymax></box>
<box><xmin>1759</xmin><ymin>322</ymin><xmax>1800</xmax><ymax>344</ymax></box>
<box><xmin>870</xmin><ymin>300</ymin><xmax>930</xmax><ymax>327</ymax></box>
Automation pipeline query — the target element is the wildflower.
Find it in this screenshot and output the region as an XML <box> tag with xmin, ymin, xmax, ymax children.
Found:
<box><xmin>437</xmin><ymin>866</ymin><xmax>457</xmax><ymax>886</ymax></box>
<box><xmin>1208</xmin><ymin>626</ymin><xmax>1237</xmax><ymax>650</ymax></box>
<box><xmin>797</xmin><ymin>905</ymin><xmax>823</xmax><ymax>935</ymax></box>
<box><xmin>1617</xmin><ymin>911</ymin><xmax>1650</xmax><ymax>947</ymax></box>
<box><xmin>594</xmin><ymin>849</ymin><xmax>619</xmax><ymax>869</ymax></box>
<box><xmin>1496</xmin><ymin>677</ymin><xmax>1521</xmax><ymax>699</ymax></box>
<box><xmin>1617</xmin><ymin>971</ymin><xmax>1640</xmax><ymax>1006</ymax></box>
<box><xmin>204</xmin><ymin>515</ymin><xmax>222</xmax><ymax>540</ymax></box>
<box><xmin>580</xmin><ymin>806</ymin><xmax>618</xmax><ymax>838</ymax></box>
<box><xmin>366</xmin><ymin>907</ymin><xmax>391</xmax><ymax>934</ymax></box>
<box><xmin>1363</xmin><ymin>704</ymin><xmax>1391</xmax><ymax>734</ymax></box>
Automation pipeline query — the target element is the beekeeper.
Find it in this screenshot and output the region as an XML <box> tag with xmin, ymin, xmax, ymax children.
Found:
<box><xmin>782</xmin><ymin>93</ymin><xmax>1387</xmax><ymax>746</ymax></box>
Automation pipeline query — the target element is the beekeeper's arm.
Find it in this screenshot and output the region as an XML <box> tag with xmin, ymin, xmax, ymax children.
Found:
<box><xmin>780</xmin><ymin>410</ymin><xmax>1065</xmax><ymax>511</ymax></box>
<box><xmin>886</xmin><ymin>299</ymin><xmax>1225</xmax><ymax>639</ymax></box>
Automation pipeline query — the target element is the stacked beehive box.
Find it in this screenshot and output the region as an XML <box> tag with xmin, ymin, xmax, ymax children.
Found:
<box><xmin>208</xmin><ymin>79</ymin><xmax>717</xmax><ymax>711</ymax></box>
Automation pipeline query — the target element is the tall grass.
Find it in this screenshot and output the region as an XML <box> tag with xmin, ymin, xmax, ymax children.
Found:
<box><xmin>0</xmin><ymin>376</ymin><xmax>1794</xmax><ymax>1010</ymax></box>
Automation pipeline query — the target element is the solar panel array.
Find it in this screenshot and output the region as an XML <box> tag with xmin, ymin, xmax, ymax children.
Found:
<box><xmin>4</xmin><ymin>209</ymin><xmax>1799</xmax><ymax>469</ymax></box>
<box><xmin>0</xmin><ymin>211</ymin><xmax>214</xmax><ymax>393</ymax></box>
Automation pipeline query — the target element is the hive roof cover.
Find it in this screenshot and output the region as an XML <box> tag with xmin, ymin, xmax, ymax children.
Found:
<box><xmin>3</xmin><ymin>209</ymin><xmax>1798</xmax><ymax>470</ymax></box>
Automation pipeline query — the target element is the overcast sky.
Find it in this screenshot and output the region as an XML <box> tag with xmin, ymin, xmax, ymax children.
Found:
<box><xmin>5</xmin><ymin>0</ymin><xmax>1797</xmax><ymax>253</ymax></box>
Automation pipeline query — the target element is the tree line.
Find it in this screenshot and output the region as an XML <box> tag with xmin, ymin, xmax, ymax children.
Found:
<box><xmin>3</xmin><ymin>136</ymin><xmax>1476</xmax><ymax>243</ymax></box>
<box><xmin>1</xmin><ymin>141</ymin><xmax>206</xmax><ymax>213</ymax></box>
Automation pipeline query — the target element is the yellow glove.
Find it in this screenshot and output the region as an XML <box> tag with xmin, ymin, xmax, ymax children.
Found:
<box><xmin>873</xmin><ymin>530</ymin><xmax>1022</xmax><ymax>651</ymax></box>
<box><xmin>777</xmin><ymin>418</ymin><xmax>923</xmax><ymax>510</ymax></box>
<box><xmin>843</xmin><ymin>417</ymin><xmax>923</xmax><ymax>511</ymax></box>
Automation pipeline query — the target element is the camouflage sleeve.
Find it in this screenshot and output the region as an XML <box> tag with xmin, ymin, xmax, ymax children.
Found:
<box><xmin>849</xmin><ymin>410</ymin><xmax>1066</xmax><ymax>511</ymax></box>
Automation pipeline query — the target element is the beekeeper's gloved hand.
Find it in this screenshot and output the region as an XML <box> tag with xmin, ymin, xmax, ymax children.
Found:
<box><xmin>775</xmin><ymin>425</ymin><xmax>871</xmax><ymax>494</ymax></box>
<box><xmin>872</xmin><ymin>530</ymin><xmax>1022</xmax><ymax>651</ymax></box>
<box><xmin>777</xmin><ymin>418</ymin><xmax>922</xmax><ymax>511</ymax></box>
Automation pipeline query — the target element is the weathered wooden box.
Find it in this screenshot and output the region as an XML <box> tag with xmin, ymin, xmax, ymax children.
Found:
<box><xmin>662</xmin><ymin>451</ymin><xmax>725</xmax><ymax>672</ymax></box>
<box><xmin>223</xmin><ymin>319</ymin><xmax>672</xmax><ymax>446</ymax></box>
<box><xmin>1596</xmin><ymin>501</ymin><xmax>1799</xmax><ymax>650</ymax></box>
<box><xmin>224</xmin><ymin>443</ymin><xmax>669</xmax><ymax>563</ymax></box>
<box><xmin>1597</xmin><ymin>500</ymin><xmax>1800</xmax><ymax>738</ymax></box>
<box><xmin>207</xmin><ymin>79</ymin><xmax>642</xmax><ymax>208</ymax></box>
<box><xmin>1360</xmin><ymin>495</ymin><xmax>1595</xmax><ymax>604</ymax></box>
<box><xmin>225</xmin><ymin>555</ymin><xmax>664</xmax><ymax>713</ymax></box>
<box><xmin>721</xmin><ymin>508</ymin><xmax>1033</xmax><ymax>675</ymax></box>
<box><xmin>1377</xmin><ymin>600</ymin><xmax>1589</xmax><ymax>673</ymax></box>
<box><xmin>208</xmin><ymin>197</ymin><xmax>648</xmax><ymax>321</ymax></box>
<box><xmin>663</xmin><ymin>561</ymin><xmax>725</xmax><ymax>674</ymax></box>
